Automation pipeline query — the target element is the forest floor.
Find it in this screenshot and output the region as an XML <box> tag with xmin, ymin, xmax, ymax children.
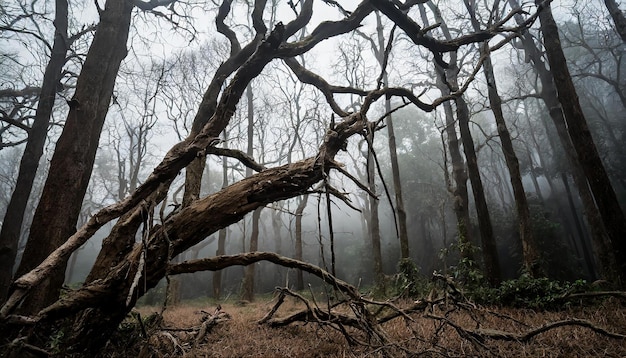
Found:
<box><xmin>104</xmin><ymin>294</ymin><xmax>626</xmax><ymax>357</ymax></box>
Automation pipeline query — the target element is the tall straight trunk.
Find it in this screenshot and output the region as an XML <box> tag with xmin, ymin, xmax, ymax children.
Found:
<box><xmin>605</xmin><ymin>0</ymin><xmax>626</xmax><ymax>42</ymax></box>
<box><xmin>213</xmin><ymin>135</ymin><xmax>229</xmax><ymax>299</ymax></box>
<box><xmin>426</xmin><ymin>1</ymin><xmax>500</xmax><ymax>285</ymax></box>
<box><xmin>429</xmin><ymin>0</ymin><xmax>499</xmax><ymax>282</ymax></box>
<box><xmin>419</xmin><ymin>4</ymin><xmax>473</xmax><ymax>261</ymax></box>
<box><xmin>13</xmin><ymin>0</ymin><xmax>133</xmax><ymax>314</ymax></box>
<box><xmin>561</xmin><ymin>173</ymin><xmax>596</xmax><ymax>278</ymax></box>
<box><xmin>536</xmin><ymin>0</ymin><xmax>626</xmax><ymax>283</ymax></box>
<box><xmin>366</xmin><ymin>130</ymin><xmax>384</xmax><ymax>291</ymax></box>
<box><xmin>483</xmin><ymin>49</ymin><xmax>538</xmax><ymax>277</ymax></box>
<box><xmin>241</xmin><ymin>207</ymin><xmax>261</xmax><ymax>301</ymax></box>
<box><xmin>464</xmin><ymin>2</ymin><xmax>535</xmax><ymax>278</ymax></box>
<box><xmin>271</xmin><ymin>206</ymin><xmax>284</xmax><ymax>284</ymax></box>
<box><xmin>526</xmin><ymin>151</ymin><xmax>545</xmax><ymax>203</ymax></box>
<box><xmin>440</xmin><ymin>89</ymin><xmax>473</xmax><ymax>257</ymax></box>
<box><xmin>374</xmin><ymin>12</ymin><xmax>410</xmax><ymax>259</ymax></box>
<box><xmin>510</xmin><ymin>0</ymin><xmax>616</xmax><ymax>281</ymax></box>
<box><xmin>294</xmin><ymin>194</ymin><xmax>308</xmax><ymax>291</ymax></box>
<box><xmin>455</xmin><ymin>94</ymin><xmax>501</xmax><ymax>285</ymax></box>
<box><xmin>241</xmin><ymin>84</ymin><xmax>258</xmax><ymax>301</ymax></box>
<box><xmin>0</xmin><ymin>0</ymin><xmax>70</xmax><ymax>304</ymax></box>
<box><xmin>212</xmin><ymin>228</ymin><xmax>227</xmax><ymax>298</ymax></box>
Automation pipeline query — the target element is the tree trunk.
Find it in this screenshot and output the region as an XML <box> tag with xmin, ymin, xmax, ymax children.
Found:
<box><xmin>425</xmin><ymin>1</ymin><xmax>500</xmax><ymax>284</ymax></box>
<box><xmin>366</xmin><ymin>129</ymin><xmax>384</xmax><ymax>292</ymax></box>
<box><xmin>481</xmin><ymin>48</ymin><xmax>537</xmax><ymax>278</ymax></box>
<box><xmin>212</xmin><ymin>228</ymin><xmax>227</xmax><ymax>298</ymax></box>
<box><xmin>419</xmin><ymin>4</ymin><xmax>473</xmax><ymax>262</ymax></box>
<box><xmin>374</xmin><ymin>11</ymin><xmax>410</xmax><ymax>259</ymax></box>
<box><xmin>605</xmin><ymin>0</ymin><xmax>626</xmax><ymax>42</ymax></box>
<box><xmin>241</xmin><ymin>207</ymin><xmax>262</xmax><ymax>301</ymax></box>
<box><xmin>0</xmin><ymin>0</ymin><xmax>69</xmax><ymax>304</ymax></box>
<box><xmin>240</xmin><ymin>84</ymin><xmax>258</xmax><ymax>301</ymax></box>
<box><xmin>13</xmin><ymin>0</ymin><xmax>133</xmax><ymax>314</ymax></box>
<box><xmin>213</xmin><ymin>143</ymin><xmax>229</xmax><ymax>299</ymax></box>
<box><xmin>271</xmin><ymin>205</ymin><xmax>284</xmax><ymax>285</ymax></box>
<box><xmin>561</xmin><ymin>173</ymin><xmax>596</xmax><ymax>278</ymax></box>
<box><xmin>440</xmin><ymin>90</ymin><xmax>473</xmax><ymax>258</ymax></box>
<box><xmin>510</xmin><ymin>0</ymin><xmax>616</xmax><ymax>282</ymax></box>
<box><xmin>456</xmin><ymin>94</ymin><xmax>501</xmax><ymax>285</ymax></box>
<box><xmin>536</xmin><ymin>0</ymin><xmax>626</xmax><ymax>283</ymax></box>
<box><xmin>294</xmin><ymin>194</ymin><xmax>309</xmax><ymax>291</ymax></box>
<box><xmin>464</xmin><ymin>1</ymin><xmax>535</xmax><ymax>279</ymax></box>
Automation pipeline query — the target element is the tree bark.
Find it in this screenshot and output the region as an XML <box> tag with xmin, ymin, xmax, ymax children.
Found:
<box><xmin>241</xmin><ymin>207</ymin><xmax>262</xmax><ymax>301</ymax></box>
<box><xmin>294</xmin><ymin>194</ymin><xmax>309</xmax><ymax>291</ymax></box>
<box><xmin>424</xmin><ymin>1</ymin><xmax>500</xmax><ymax>285</ymax></box>
<box><xmin>213</xmin><ymin>138</ymin><xmax>229</xmax><ymax>299</ymax></box>
<box><xmin>366</xmin><ymin>129</ymin><xmax>384</xmax><ymax>292</ymax></box>
<box><xmin>510</xmin><ymin>0</ymin><xmax>616</xmax><ymax>282</ymax></box>
<box><xmin>465</xmin><ymin>1</ymin><xmax>537</xmax><ymax>279</ymax></box>
<box><xmin>241</xmin><ymin>84</ymin><xmax>258</xmax><ymax>301</ymax></box>
<box><xmin>374</xmin><ymin>11</ymin><xmax>410</xmax><ymax>259</ymax></box>
<box><xmin>482</xmin><ymin>49</ymin><xmax>538</xmax><ymax>278</ymax></box>
<box><xmin>536</xmin><ymin>0</ymin><xmax>626</xmax><ymax>283</ymax></box>
<box><xmin>13</xmin><ymin>0</ymin><xmax>133</xmax><ymax>314</ymax></box>
<box><xmin>0</xmin><ymin>0</ymin><xmax>70</xmax><ymax>305</ymax></box>
<box><xmin>456</xmin><ymin>94</ymin><xmax>502</xmax><ymax>285</ymax></box>
<box><xmin>55</xmin><ymin>119</ymin><xmax>362</xmax><ymax>353</ymax></box>
<box><xmin>604</xmin><ymin>0</ymin><xmax>626</xmax><ymax>42</ymax></box>
<box><xmin>419</xmin><ymin>3</ymin><xmax>474</xmax><ymax>263</ymax></box>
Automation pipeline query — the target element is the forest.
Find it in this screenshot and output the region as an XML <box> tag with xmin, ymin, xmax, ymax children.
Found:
<box><xmin>1</xmin><ymin>0</ymin><xmax>626</xmax><ymax>356</ymax></box>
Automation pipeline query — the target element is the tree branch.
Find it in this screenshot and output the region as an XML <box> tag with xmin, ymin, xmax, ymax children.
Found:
<box><xmin>168</xmin><ymin>252</ymin><xmax>361</xmax><ymax>300</ymax></box>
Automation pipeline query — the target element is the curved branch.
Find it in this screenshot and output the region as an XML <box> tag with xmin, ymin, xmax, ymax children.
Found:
<box><xmin>216</xmin><ymin>0</ymin><xmax>241</xmax><ymax>55</ymax></box>
<box><xmin>168</xmin><ymin>251</ymin><xmax>361</xmax><ymax>300</ymax></box>
<box><xmin>472</xmin><ymin>318</ymin><xmax>626</xmax><ymax>342</ymax></box>
<box><xmin>207</xmin><ymin>146</ymin><xmax>266</xmax><ymax>172</ymax></box>
<box><xmin>278</xmin><ymin>1</ymin><xmax>374</xmax><ymax>57</ymax></box>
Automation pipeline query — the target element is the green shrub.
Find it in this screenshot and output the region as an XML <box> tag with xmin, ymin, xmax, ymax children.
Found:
<box><xmin>466</xmin><ymin>274</ymin><xmax>589</xmax><ymax>309</ymax></box>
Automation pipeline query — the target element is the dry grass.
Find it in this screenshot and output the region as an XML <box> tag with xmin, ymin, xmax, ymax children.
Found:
<box><xmin>110</xmin><ymin>297</ymin><xmax>626</xmax><ymax>357</ymax></box>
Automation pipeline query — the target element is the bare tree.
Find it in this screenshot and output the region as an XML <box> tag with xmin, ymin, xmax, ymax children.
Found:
<box><xmin>534</xmin><ymin>0</ymin><xmax>626</xmax><ymax>281</ymax></box>
<box><xmin>372</xmin><ymin>11</ymin><xmax>410</xmax><ymax>260</ymax></box>
<box><xmin>422</xmin><ymin>1</ymin><xmax>501</xmax><ymax>285</ymax></box>
<box><xmin>0</xmin><ymin>0</ymin><xmax>93</xmax><ymax>304</ymax></box>
<box><xmin>464</xmin><ymin>0</ymin><xmax>539</xmax><ymax>278</ymax></box>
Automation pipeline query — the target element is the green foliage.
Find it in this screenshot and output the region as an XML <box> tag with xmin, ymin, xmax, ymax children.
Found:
<box><xmin>442</xmin><ymin>240</ymin><xmax>486</xmax><ymax>290</ymax></box>
<box><xmin>529</xmin><ymin>205</ymin><xmax>583</xmax><ymax>281</ymax></box>
<box><xmin>441</xmin><ymin>235</ymin><xmax>590</xmax><ymax>310</ymax></box>
<box><xmin>394</xmin><ymin>258</ymin><xmax>429</xmax><ymax>297</ymax></box>
<box><xmin>48</xmin><ymin>328</ymin><xmax>65</xmax><ymax>355</ymax></box>
<box><xmin>468</xmin><ymin>275</ymin><xmax>589</xmax><ymax>310</ymax></box>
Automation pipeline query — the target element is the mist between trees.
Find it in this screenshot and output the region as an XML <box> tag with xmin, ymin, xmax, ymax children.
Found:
<box><xmin>0</xmin><ymin>0</ymin><xmax>625</xmax><ymax>355</ymax></box>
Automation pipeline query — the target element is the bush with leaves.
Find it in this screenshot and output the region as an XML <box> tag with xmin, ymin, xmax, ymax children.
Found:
<box><xmin>394</xmin><ymin>258</ymin><xmax>429</xmax><ymax>298</ymax></box>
